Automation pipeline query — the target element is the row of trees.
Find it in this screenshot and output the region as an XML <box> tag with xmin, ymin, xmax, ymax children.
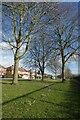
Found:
<box><xmin>2</xmin><ymin>2</ymin><xmax>79</xmax><ymax>84</ymax></box>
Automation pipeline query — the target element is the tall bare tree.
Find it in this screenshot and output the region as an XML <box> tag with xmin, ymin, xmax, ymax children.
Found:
<box><xmin>50</xmin><ymin>3</ymin><xmax>79</xmax><ymax>82</ymax></box>
<box><xmin>24</xmin><ymin>29</ymin><xmax>53</xmax><ymax>80</ymax></box>
<box><xmin>47</xmin><ymin>54</ymin><xmax>61</xmax><ymax>79</ymax></box>
<box><xmin>2</xmin><ymin>2</ymin><xmax>54</xmax><ymax>84</ymax></box>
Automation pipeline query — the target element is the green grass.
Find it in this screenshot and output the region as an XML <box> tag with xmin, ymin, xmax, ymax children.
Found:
<box><xmin>2</xmin><ymin>79</ymin><xmax>80</xmax><ymax>118</ymax></box>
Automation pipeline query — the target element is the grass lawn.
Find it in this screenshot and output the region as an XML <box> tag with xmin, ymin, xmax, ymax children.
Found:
<box><xmin>2</xmin><ymin>79</ymin><xmax>80</xmax><ymax>119</ymax></box>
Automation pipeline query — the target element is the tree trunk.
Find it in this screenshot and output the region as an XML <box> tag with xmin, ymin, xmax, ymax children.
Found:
<box><xmin>35</xmin><ymin>70</ymin><xmax>37</xmax><ymax>79</ymax></box>
<box><xmin>62</xmin><ymin>62</ymin><xmax>65</xmax><ymax>83</ymax></box>
<box><xmin>13</xmin><ymin>58</ymin><xmax>19</xmax><ymax>84</ymax></box>
<box><xmin>13</xmin><ymin>46</ymin><xmax>20</xmax><ymax>84</ymax></box>
<box><xmin>61</xmin><ymin>49</ymin><xmax>65</xmax><ymax>83</ymax></box>
<box><xmin>41</xmin><ymin>71</ymin><xmax>44</xmax><ymax>81</ymax></box>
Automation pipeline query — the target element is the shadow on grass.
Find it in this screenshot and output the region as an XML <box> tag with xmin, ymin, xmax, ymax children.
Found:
<box><xmin>2</xmin><ymin>80</ymin><xmax>80</xmax><ymax>119</ymax></box>
<box><xmin>61</xmin><ymin>80</ymin><xmax>80</xmax><ymax>118</ymax></box>
<box><xmin>28</xmin><ymin>79</ymin><xmax>62</xmax><ymax>84</ymax></box>
<box><xmin>2</xmin><ymin>79</ymin><xmax>61</xmax><ymax>84</ymax></box>
<box><xmin>2</xmin><ymin>82</ymin><xmax>12</xmax><ymax>85</ymax></box>
<box><xmin>28</xmin><ymin>80</ymin><xmax>80</xmax><ymax>119</ymax></box>
<box><xmin>2</xmin><ymin>82</ymin><xmax>56</xmax><ymax>105</ymax></box>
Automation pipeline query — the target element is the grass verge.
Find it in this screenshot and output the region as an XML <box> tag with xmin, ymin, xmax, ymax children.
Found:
<box><xmin>2</xmin><ymin>79</ymin><xmax>80</xmax><ymax>118</ymax></box>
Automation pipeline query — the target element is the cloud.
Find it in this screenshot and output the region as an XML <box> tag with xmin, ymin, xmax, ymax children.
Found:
<box><xmin>0</xmin><ymin>50</ymin><xmax>14</xmax><ymax>67</ymax></box>
<box><xmin>0</xmin><ymin>42</ymin><xmax>14</xmax><ymax>67</ymax></box>
<box><xmin>1</xmin><ymin>57</ymin><xmax>14</xmax><ymax>68</ymax></box>
<box><xmin>0</xmin><ymin>42</ymin><xmax>25</xmax><ymax>67</ymax></box>
<box><xmin>0</xmin><ymin>42</ymin><xmax>11</xmax><ymax>50</ymax></box>
<box><xmin>0</xmin><ymin>41</ymin><xmax>26</xmax><ymax>53</ymax></box>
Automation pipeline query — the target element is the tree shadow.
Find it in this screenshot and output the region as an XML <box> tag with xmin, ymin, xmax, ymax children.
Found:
<box><xmin>61</xmin><ymin>80</ymin><xmax>80</xmax><ymax>119</ymax></box>
<box><xmin>2</xmin><ymin>82</ymin><xmax>56</xmax><ymax>105</ymax></box>
<box><xmin>27</xmin><ymin>80</ymin><xmax>80</xmax><ymax>119</ymax></box>
<box><xmin>2</xmin><ymin>82</ymin><xmax>12</xmax><ymax>85</ymax></box>
<box><xmin>2</xmin><ymin>80</ymin><xmax>80</xmax><ymax>119</ymax></box>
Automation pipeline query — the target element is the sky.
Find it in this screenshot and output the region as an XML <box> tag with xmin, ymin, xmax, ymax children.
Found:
<box><xmin>0</xmin><ymin>43</ymin><xmax>78</xmax><ymax>75</ymax></box>
<box><xmin>67</xmin><ymin>62</ymin><xmax>78</xmax><ymax>75</ymax></box>
<box><xmin>0</xmin><ymin>2</ymin><xmax>79</xmax><ymax>75</ymax></box>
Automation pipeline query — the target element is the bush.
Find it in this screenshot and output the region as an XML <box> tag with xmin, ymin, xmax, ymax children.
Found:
<box><xmin>2</xmin><ymin>74</ymin><xmax>13</xmax><ymax>78</ymax></box>
<box><xmin>2</xmin><ymin>74</ymin><xmax>22</xmax><ymax>78</ymax></box>
<box><xmin>72</xmin><ymin>75</ymin><xmax>80</xmax><ymax>81</ymax></box>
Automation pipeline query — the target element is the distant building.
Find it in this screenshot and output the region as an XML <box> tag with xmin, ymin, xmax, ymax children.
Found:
<box><xmin>6</xmin><ymin>65</ymin><xmax>35</xmax><ymax>79</ymax></box>
<box><xmin>0</xmin><ymin>65</ymin><xmax>44</xmax><ymax>79</ymax></box>
<box><xmin>57</xmin><ymin>74</ymin><xmax>62</xmax><ymax>79</ymax></box>
<box><xmin>0</xmin><ymin>65</ymin><xmax>6</xmax><ymax>77</ymax></box>
<box><xmin>6</xmin><ymin>65</ymin><xmax>14</xmax><ymax>75</ymax></box>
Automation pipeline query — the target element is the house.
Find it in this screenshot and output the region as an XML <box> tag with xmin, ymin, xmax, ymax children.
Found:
<box><xmin>18</xmin><ymin>68</ymin><xmax>31</xmax><ymax>79</ymax></box>
<box><xmin>6</xmin><ymin>65</ymin><xmax>35</xmax><ymax>79</ymax></box>
<box><xmin>19</xmin><ymin>68</ymin><xmax>36</xmax><ymax>79</ymax></box>
<box><xmin>6</xmin><ymin>65</ymin><xmax>14</xmax><ymax>74</ymax></box>
<box><xmin>0</xmin><ymin>65</ymin><xmax>6</xmax><ymax>77</ymax></box>
<box><xmin>22</xmin><ymin>70</ymin><xmax>35</xmax><ymax>79</ymax></box>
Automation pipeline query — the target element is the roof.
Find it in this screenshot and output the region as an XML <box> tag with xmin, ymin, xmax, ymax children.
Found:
<box><xmin>0</xmin><ymin>65</ymin><xmax>6</xmax><ymax>69</ymax></box>
<box><xmin>6</xmin><ymin>65</ymin><xmax>30</xmax><ymax>72</ymax></box>
<box><xmin>18</xmin><ymin>67</ymin><xmax>27</xmax><ymax>72</ymax></box>
<box><xmin>19</xmin><ymin>68</ymin><xmax>34</xmax><ymax>73</ymax></box>
<box><xmin>7</xmin><ymin>65</ymin><xmax>14</xmax><ymax>71</ymax></box>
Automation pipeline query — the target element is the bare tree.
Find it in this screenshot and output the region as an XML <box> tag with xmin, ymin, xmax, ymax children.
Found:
<box><xmin>24</xmin><ymin>29</ymin><xmax>53</xmax><ymax>80</ymax></box>
<box><xmin>51</xmin><ymin>3</ymin><xmax>79</xmax><ymax>82</ymax></box>
<box><xmin>23</xmin><ymin>3</ymin><xmax>79</xmax><ymax>82</ymax></box>
<box><xmin>64</xmin><ymin>67</ymin><xmax>72</xmax><ymax>79</ymax></box>
<box><xmin>2</xmin><ymin>2</ymin><xmax>55</xmax><ymax>84</ymax></box>
<box><xmin>48</xmin><ymin>54</ymin><xmax>61</xmax><ymax>79</ymax></box>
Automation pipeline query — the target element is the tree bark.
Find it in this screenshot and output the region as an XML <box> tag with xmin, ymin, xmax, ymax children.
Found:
<box><xmin>13</xmin><ymin>45</ymin><xmax>20</xmax><ymax>84</ymax></box>
<box><xmin>35</xmin><ymin>70</ymin><xmax>37</xmax><ymax>79</ymax></box>
<box><xmin>61</xmin><ymin>49</ymin><xmax>65</xmax><ymax>83</ymax></box>
<box><xmin>13</xmin><ymin>58</ymin><xmax>19</xmax><ymax>84</ymax></box>
<box><xmin>62</xmin><ymin>62</ymin><xmax>65</xmax><ymax>83</ymax></box>
<box><xmin>41</xmin><ymin>71</ymin><xmax>44</xmax><ymax>81</ymax></box>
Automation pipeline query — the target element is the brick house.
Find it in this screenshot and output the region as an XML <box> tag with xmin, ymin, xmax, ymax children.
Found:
<box><xmin>0</xmin><ymin>65</ymin><xmax>42</xmax><ymax>79</ymax></box>
<box><xmin>6</xmin><ymin>65</ymin><xmax>35</xmax><ymax>79</ymax></box>
<box><xmin>6</xmin><ymin>65</ymin><xmax>14</xmax><ymax>74</ymax></box>
<box><xmin>0</xmin><ymin>65</ymin><xmax>6</xmax><ymax>77</ymax></box>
